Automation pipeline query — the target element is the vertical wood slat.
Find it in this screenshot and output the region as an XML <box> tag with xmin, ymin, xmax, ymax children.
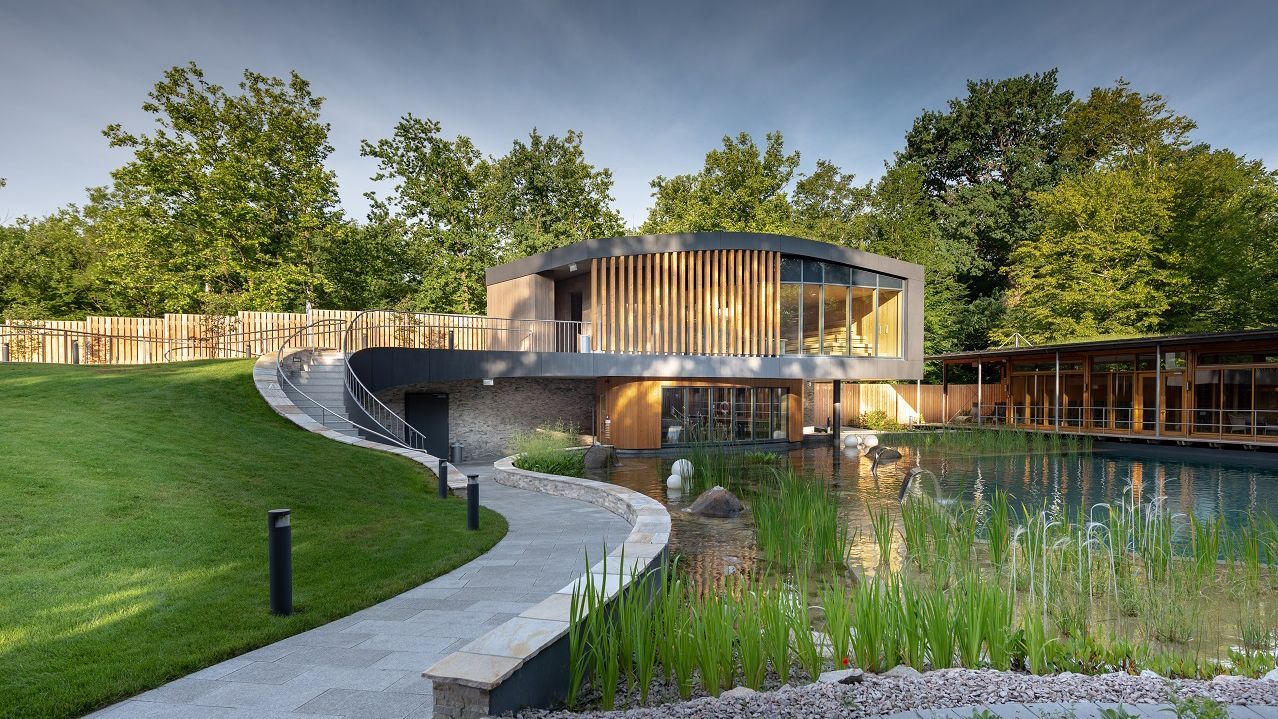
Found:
<box><xmin>590</xmin><ymin>258</ymin><xmax>599</xmax><ymax>350</ymax></box>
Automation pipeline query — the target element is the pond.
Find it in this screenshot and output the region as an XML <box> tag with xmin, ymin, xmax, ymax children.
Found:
<box><xmin>591</xmin><ymin>440</ymin><xmax>1278</xmax><ymax>583</ymax></box>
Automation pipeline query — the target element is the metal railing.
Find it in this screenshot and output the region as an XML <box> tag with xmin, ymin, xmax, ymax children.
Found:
<box><xmin>336</xmin><ymin>310</ymin><xmax>589</xmax><ymax>453</ymax></box>
<box><xmin>273</xmin><ymin>318</ymin><xmax>412</xmax><ymax>449</ymax></box>
<box><xmin>952</xmin><ymin>402</ymin><xmax>1278</xmax><ymax>441</ymax></box>
<box><xmin>341</xmin><ymin>310</ymin><xmax>588</xmax><ymax>354</ymax></box>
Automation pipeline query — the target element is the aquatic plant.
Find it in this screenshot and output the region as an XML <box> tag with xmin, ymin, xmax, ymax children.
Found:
<box><xmin>752</xmin><ymin>468</ymin><xmax>850</xmax><ymax>568</ymax></box>
<box><xmin>869</xmin><ymin>502</ymin><xmax>895</xmax><ymax>564</ymax></box>
<box><xmin>820</xmin><ymin>580</ymin><xmax>853</xmax><ymax>669</ymax></box>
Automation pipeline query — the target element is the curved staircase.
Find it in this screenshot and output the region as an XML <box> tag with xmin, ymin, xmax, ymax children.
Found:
<box><xmin>277</xmin><ymin>349</ymin><xmax>361</xmax><ymax>438</ymax></box>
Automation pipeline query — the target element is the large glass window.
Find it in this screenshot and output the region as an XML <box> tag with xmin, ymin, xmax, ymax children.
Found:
<box><xmin>877</xmin><ymin>288</ymin><xmax>902</xmax><ymax>358</ymax></box>
<box><xmin>823</xmin><ymin>285</ymin><xmax>848</xmax><ymax>355</ymax></box>
<box><xmin>801</xmin><ymin>284</ymin><xmax>822</xmax><ymax>354</ymax></box>
<box><xmin>850</xmin><ymin>287</ymin><xmax>875</xmax><ymax>356</ymax></box>
<box><xmin>1223</xmin><ymin>369</ymin><xmax>1254</xmax><ymax>435</ymax></box>
<box><xmin>1163</xmin><ymin>373</ymin><xmax>1185</xmax><ymax>434</ymax></box>
<box><xmin>659</xmin><ymin>386</ymin><xmax>789</xmax><ymax>445</ymax></box>
<box><xmin>1258</xmin><ymin>369</ymin><xmax>1278</xmax><ymax>437</ymax></box>
<box><xmin>779</xmin><ymin>283</ymin><xmax>801</xmax><ymax>355</ymax></box>
<box><xmin>776</xmin><ymin>255</ymin><xmax>905</xmax><ymax>358</ymax></box>
<box><xmin>1193</xmin><ymin>370</ymin><xmax>1220</xmax><ymax>434</ymax></box>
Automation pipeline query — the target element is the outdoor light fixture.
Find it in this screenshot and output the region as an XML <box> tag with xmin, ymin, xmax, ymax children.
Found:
<box><xmin>483</xmin><ymin>378</ymin><xmax>494</xmax><ymax>386</ymax></box>
<box><xmin>568</xmin><ymin>263</ymin><xmax>578</xmax><ymax>272</ymax></box>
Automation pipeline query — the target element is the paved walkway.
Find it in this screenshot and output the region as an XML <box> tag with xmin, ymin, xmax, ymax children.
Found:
<box><xmin>88</xmin><ymin>463</ymin><xmax>631</xmax><ymax>719</ymax></box>
<box><xmin>887</xmin><ymin>702</ymin><xmax>1278</xmax><ymax>719</ymax></box>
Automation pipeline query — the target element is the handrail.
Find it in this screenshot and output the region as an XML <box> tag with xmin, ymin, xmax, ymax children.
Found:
<box><xmin>273</xmin><ymin>318</ymin><xmax>414</xmax><ymax>449</ymax></box>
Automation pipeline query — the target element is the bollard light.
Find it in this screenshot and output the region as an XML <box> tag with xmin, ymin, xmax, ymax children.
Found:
<box><xmin>437</xmin><ymin>458</ymin><xmax>449</xmax><ymax>499</ymax></box>
<box><xmin>466</xmin><ymin>475</ymin><xmax>479</xmax><ymax>531</ymax></box>
<box><xmin>267</xmin><ymin>509</ymin><xmax>293</xmax><ymax>616</ymax></box>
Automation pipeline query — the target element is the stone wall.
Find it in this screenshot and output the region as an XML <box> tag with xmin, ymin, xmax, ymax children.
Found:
<box><xmin>375</xmin><ymin>378</ymin><xmax>595</xmax><ymax>460</ymax></box>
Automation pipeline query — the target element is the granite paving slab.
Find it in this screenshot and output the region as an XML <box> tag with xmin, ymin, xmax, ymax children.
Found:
<box><xmin>86</xmin><ymin>463</ymin><xmax>630</xmax><ymax>719</ymax></box>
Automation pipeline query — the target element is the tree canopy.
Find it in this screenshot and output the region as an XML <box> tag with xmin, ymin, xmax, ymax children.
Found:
<box><xmin>2</xmin><ymin>64</ymin><xmax>1275</xmax><ymax>360</ymax></box>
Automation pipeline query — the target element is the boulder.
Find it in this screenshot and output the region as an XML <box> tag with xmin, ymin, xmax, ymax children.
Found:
<box><xmin>818</xmin><ymin>668</ymin><xmax>865</xmax><ymax>685</ymax></box>
<box><xmin>1263</xmin><ymin>668</ymin><xmax>1278</xmax><ymax>682</ymax></box>
<box><xmin>686</xmin><ymin>486</ymin><xmax>745</xmax><ymax>518</ymax></box>
<box><xmin>883</xmin><ymin>664</ymin><xmax>922</xmax><ymax>678</ymax></box>
<box><xmin>582</xmin><ymin>443</ymin><xmax>616</xmax><ymax>471</ymax></box>
<box><xmin>866</xmin><ymin>445</ymin><xmax>902</xmax><ymax>461</ymax></box>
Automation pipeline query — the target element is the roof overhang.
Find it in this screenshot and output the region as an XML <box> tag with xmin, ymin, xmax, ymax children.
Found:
<box><xmin>485</xmin><ymin>232</ymin><xmax>923</xmax><ymax>286</ymax></box>
<box><xmin>930</xmin><ymin>328</ymin><xmax>1278</xmax><ymax>363</ymax></box>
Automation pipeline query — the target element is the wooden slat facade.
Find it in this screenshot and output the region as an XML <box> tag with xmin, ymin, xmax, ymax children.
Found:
<box><xmin>811</xmin><ymin>383</ymin><xmax>1000</xmax><ymax>427</ymax></box>
<box><xmin>591</xmin><ymin>249</ymin><xmax>779</xmax><ymax>355</ymax></box>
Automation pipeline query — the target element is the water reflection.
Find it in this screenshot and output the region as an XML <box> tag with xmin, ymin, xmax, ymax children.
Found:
<box><xmin>592</xmin><ymin>444</ymin><xmax>1278</xmax><ymax>583</ymax></box>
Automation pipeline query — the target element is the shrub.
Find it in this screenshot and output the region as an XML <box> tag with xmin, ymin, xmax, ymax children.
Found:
<box><xmin>510</xmin><ymin>421</ymin><xmax>586</xmax><ymax>477</ymax></box>
<box><xmin>856</xmin><ymin>409</ymin><xmax>904</xmax><ymax>431</ymax></box>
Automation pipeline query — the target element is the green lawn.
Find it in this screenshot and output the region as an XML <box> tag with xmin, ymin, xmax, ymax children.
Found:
<box><xmin>0</xmin><ymin>360</ymin><xmax>506</xmax><ymax>719</ymax></box>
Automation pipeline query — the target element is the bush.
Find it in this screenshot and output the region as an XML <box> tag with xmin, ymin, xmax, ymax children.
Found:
<box><xmin>510</xmin><ymin>421</ymin><xmax>586</xmax><ymax>477</ymax></box>
<box><xmin>856</xmin><ymin>409</ymin><xmax>904</xmax><ymax>431</ymax></box>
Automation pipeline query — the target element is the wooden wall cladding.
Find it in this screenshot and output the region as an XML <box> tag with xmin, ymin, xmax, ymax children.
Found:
<box><xmin>487</xmin><ymin>275</ymin><xmax>555</xmax><ymax>321</ymax></box>
<box><xmin>591</xmin><ymin>250</ymin><xmax>778</xmax><ymax>355</ymax></box>
<box><xmin>596</xmin><ymin>377</ymin><xmax>804</xmax><ymax>449</ymax></box>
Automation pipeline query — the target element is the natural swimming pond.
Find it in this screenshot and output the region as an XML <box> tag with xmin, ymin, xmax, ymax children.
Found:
<box><xmin>564</xmin><ymin>434</ymin><xmax>1278</xmax><ymax>709</ymax></box>
<box><xmin>591</xmin><ymin>439</ymin><xmax>1278</xmax><ymax>582</ymax></box>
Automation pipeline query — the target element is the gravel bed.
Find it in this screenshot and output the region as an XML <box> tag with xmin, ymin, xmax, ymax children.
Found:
<box><xmin>520</xmin><ymin>669</ymin><xmax>1278</xmax><ymax>719</ymax></box>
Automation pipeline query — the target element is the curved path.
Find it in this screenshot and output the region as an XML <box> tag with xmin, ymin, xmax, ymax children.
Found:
<box><xmin>87</xmin><ymin>364</ymin><xmax>633</xmax><ymax>719</ymax></box>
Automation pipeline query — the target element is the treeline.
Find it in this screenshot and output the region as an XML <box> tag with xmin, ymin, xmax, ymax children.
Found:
<box><xmin>2</xmin><ymin>65</ymin><xmax>1276</xmax><ymax>356</ymax></box>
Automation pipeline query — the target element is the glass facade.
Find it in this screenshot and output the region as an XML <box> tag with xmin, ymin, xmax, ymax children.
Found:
<box><xmin>778</xmin><ymin>255</ymin><xmax>904</xmax><ymax>357</ymax></box>
<box><xmin>966</xmin><ymin>343</ymin><xmax>1278</xmax><ymax>441</ymax></box>
<box><xmin>660</xmin><ymin>386</ymin><xmax>789</xmax><ymax>446</ymax></box>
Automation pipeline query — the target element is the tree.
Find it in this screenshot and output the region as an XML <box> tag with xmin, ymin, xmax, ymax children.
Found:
<box><xmin>361</xmin><ymin>114</ymin><xmax>495</xmax><ymax>314</ymax></box>
<box><xmin>486</xmin><ymin>129</ymin><xmax>625</xmax><ymax>260</ymax></box>
<box><xmin>0</xmin><ymin>205</ymin><xmax>104</xmax><ymax>319</ymax></box>
<box><xmin>851</xmin><ymin>163</ymin><xmax>976</xmax><ymax>377</ymax></box>
<box><xmin>897</xmin><ymin>70</ymin><xmax>1073</xmax><ymax>292</ymax></box>
<box><xmin>1060</xmin><ymin>79</ymin><xmax>1197</xmax><ymax>171</ymax></box>
<box><xmin>642</xmin><ymin>132</ymin><xmax>800</xmax><ymax>234</ymax></box>
<box><xmin>94</xmin><ymin>62</ymin><xmax>345</xmax><ymax>314</ymax></box>
<box><xmin>1163</xmin><ymin>149</ymin><xmax>1278</xmax><ymax>331</ymax></box>
<box><xmin>1000</xmin><ymin>168</ymin><xmax>1180</xmax><ymax>343</ymax></box>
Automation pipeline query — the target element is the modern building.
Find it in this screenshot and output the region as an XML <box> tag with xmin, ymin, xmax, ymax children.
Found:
<box><xmin>934</xmin><ymin>329</ymin><xmax>1278</xmax><ymax>448</ymax></box>
<box><xmin>347</xmin><ymin>232</ymin><xmax>924</xmax><ymax>453</ymax></box>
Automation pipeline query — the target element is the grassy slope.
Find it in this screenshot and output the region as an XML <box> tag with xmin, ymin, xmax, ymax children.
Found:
<box><xmin>0</xmin><ymin>360</ymin><xmax>506</xmax><ymax>719</ymax></box>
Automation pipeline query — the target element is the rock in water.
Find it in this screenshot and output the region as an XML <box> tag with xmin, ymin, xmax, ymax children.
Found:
<box><xmin>582</xmin><ymin>443</ymin><xmax>616</xmax><ymax>470</ymax></box>
<box><xmin>687</xmin><ymin>486</ymin><xmax>745</xmax><ymax>518</ymax></box>
<box><xmin>866</xmin><ymin>445</ymin><xmax>902</xmax><ymax>460</ymax></box>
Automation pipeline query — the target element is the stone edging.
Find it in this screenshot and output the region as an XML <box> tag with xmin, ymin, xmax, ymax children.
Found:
<box><xmin>424</xmin><ymin>456</ymin><xmax>671</xmax><ymax>719</ymax></box>
<box><xmin>251</xmin><ymin>353</ymin><xmax>469</xmax><ymax>492</ymax></box>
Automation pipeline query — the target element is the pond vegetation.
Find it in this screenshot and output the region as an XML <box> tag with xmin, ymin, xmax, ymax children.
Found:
<box><xmin>570</xmin><ymin>440</ymin><xmax>1278</xmax><ymax>710</ymax></box>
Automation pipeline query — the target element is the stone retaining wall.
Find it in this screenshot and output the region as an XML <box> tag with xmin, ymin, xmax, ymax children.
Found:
<box><xmin>374</xmin><ymin>378</ymin><xmax>595</xmax><ymax>460</ymax></box>
<box><xmin>425</xmin><ymin>457</ymin><xmax>671</xmax><ymax>719</ymax></box>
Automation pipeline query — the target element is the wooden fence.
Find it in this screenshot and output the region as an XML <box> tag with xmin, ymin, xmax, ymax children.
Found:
<box><xmin>812</xmin><ymin>382</ymin><xmax>1007</xmax><ymax>426</ymax></box>
<box><xmin>0</xmin><ymin>309</ymin><xmax>587</xmax><ymax>365</ymax></box>
<box><xmin>0</xmin><ymin>311</ymin><xmax>365</xmax><ymax>365</ymax></box>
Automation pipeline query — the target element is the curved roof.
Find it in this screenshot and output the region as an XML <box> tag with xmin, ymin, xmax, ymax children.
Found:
<box><xmin>484</xmin><ymin>231</ymin><xmax>923</xmax><ymax>286</ymax></box>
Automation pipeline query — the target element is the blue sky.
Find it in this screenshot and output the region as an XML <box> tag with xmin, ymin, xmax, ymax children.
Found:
<box><xmin>2</xmin><ymin>0</ymin><xmax>1275</xmax><ymax>228</ymax></box>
